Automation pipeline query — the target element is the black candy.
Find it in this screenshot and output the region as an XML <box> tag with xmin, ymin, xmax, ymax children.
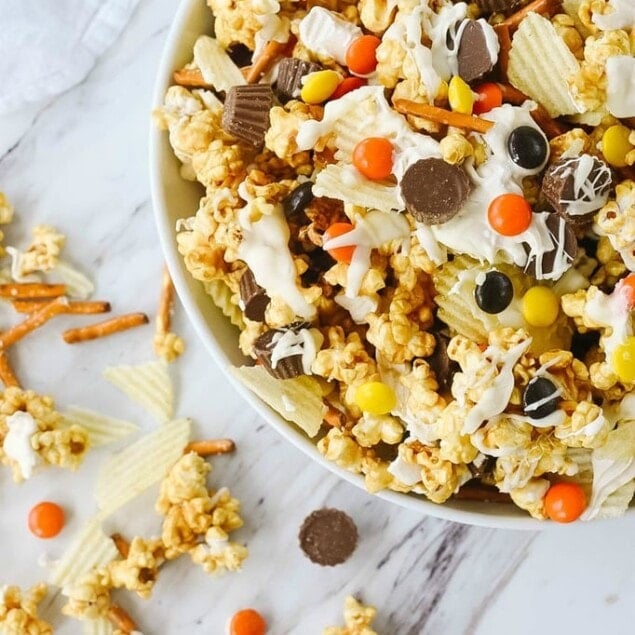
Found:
<box><xmin>507</xmin><ymin>126</ymin><xmax>548</xmax><ymax>170</ymax></box>
<box><xmin>523</xmin><ymin>376</ymin><xmax>560</xmax><ymax>419</ymax></box>
<box><xmin>474</xmin><ymin>271</ymin><xmax>513</xmax><ymax>314</ymax></box>
<box><xmin>283</xmin><ymin>181</ymin><xmax>314</xmax><ymax>217</ymax></box>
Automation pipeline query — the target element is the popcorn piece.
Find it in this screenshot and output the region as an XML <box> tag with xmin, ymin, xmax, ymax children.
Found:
<box><xmin>153</xmin><ymin>331</ymin><xmax>186</xmax><ymax>363</ymax></box>
<box><xmin>509</xmin><ymin>478</ymin><xmax>550</xmax><ymax>519</ymax></box>
<box><xmin>12</xmin><ymin>225</ymin><xmax>66</xmax><ymax>279</ymax></box>
<box><xmin>105</xmin><ymin>537</ymin><xmax>165</xmax><ymax>598</ymax></box>
<box><xmin>0</xmin><ymin>583</ymin><xmax>52</xmax><ymax>635</ymax></box>
<box><xmin>62</xmin><ymin>570</ymin><xmax>112</xmax><ymax>621</ymax></box>
<box><xmin>595</xmin><ymin>180</ymin><xmax>635</xmax><ymax>271</ymax></box>
<box><xmin>554</xmin><ymin>400</ymin><xmax>612</xmax><ymax>448</ymax></box>
<box><xmin>323</xmin><ymin>596</ymin><xmax>379</xmax><ymax>635</ymax></box>
<box><xmin>351</xmin><ymin>412</ymin><xmax>404</xmax><ymax>447</ymax></box>
<box><xmin>0</xmin><ymin>192</ymin><xmax>14</xmax><ymax>225</ymax></box>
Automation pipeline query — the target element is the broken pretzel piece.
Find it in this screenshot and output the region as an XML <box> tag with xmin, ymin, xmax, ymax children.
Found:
<box><xmin>108</xmin><ymin>604</ymin><xmax>138</xmax><ymax>634</ymax></box>
<box><xmin>0</xmin><ymin>349</ymin><xmax>20</xmax><ymax>388</ymax></box>
<box><xmin>12</xmin><ymin>299</ymin><xmax>111</xmax><ymax>314</ymax></box>
<box><xmin>62</xmin><ymin>312</ymin><xmax>149</xmax><ymax>344</ymax></box>
<box><xmin>184</xmin><ymin>438</ymin><xmax>236</xmax><ymax>456</ymax></box>
<box><xmin>173</xmin><ymin>67</ymin><xmax>211</xmax><ymax>88</ymax></box>
<box><xmin>496</xmin><ymin>0</ymin><xmax>562</xmax><ymax>32</ymax></box>
<box><xmin>0</xmin><ymin>296</ymin><xmax>68</xmax><ymax>349</ymax></box>
<box><xmin>111</xmin><ymin>533</ymin><xmax>131</xmax><ymax>559</ymax></box>
<box><xmin>393</xmin><ymin>99</ymin><xmax>494</xmax><ymax>133</ymax></box>
<box><xmin>0</xmin><ymin>282</ymin><xmax>66</xmax><ymax>299</ymax></box>
<box><xmin>156</xmin><ymin>266</ymin><xmax>175</xmax><ymax>337</ymax></box>
<box><xmin>245</xmin><ymin>39</ymin><xmax>289</xmax><ymax>84</ymax></box>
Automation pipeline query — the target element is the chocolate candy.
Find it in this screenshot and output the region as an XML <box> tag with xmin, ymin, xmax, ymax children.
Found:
<box><xmin>276</xmin><ymin>57</ymin><xmax>322</xmax><ymax>102</ymax></box>
<box><xmin>523</xmin><ymin>213</ymin><xmax>577</xmax><ymax>279</ymax></box>
<box><xmin>400</xmin><ymin>158</ymin><xmax>471</xmax><ymax>225</ymax></box>
<box><xmin>253</xmin><ymin>324</ymin><xmax>313</xmax><ymax>379</ymax></box>
<box><xmin>474</xmin><ymin>0</ymin><xmax>528</xmax><ymax>15</ymax></box>
<box><xmin>283</xmin><ymin>181</ymin><xmax>315</xmax><ymax>217</ymax></box>
<box><xmin>239</xmin><ymin>269</ymin><xmax>270</xmax><ymax>322</ymax></box>
<box><xmin>523</xmin><ymin>376</ymin><xmax>560</xmax><ymax>419</ymax></box>
<box><xmin>426</xmin><ymin>331</ymin><xmax>459</xmax><ymax>393</ymax></box>
<box><xmin>474</xmin><ymin>271</ymin><xmax>514</xmax><ymax>314</ymax></box>
<box><xmin>222</xmin><ymin>84</ymin><xmax>274</xmax><ymax>147</ymax></box>
<box><xmin>457</xmin><ymin>21</ymin><xmax>497</xmax><ymax>84</ymax></box>
<box><xmin>541</xmin><ymin>154</ymin><xmax>612</xmax><ymax>227</ymax></box>
<box><xmin>507</xmin><ymin>126</ymin><xmax>549</xmax><ymax>170</ymax></box>
<box><xmin>227</xmin><ymin>43</ymin><xmax>253</xmax><ymax>68</ymax></box>
<box><xmin>298</xmin><ymin>508</ymin><xmax>358</xmax><ymax>566</ymax></box>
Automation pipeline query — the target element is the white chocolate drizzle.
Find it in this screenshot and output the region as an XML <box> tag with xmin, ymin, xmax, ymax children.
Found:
<box><xmin>269</xmin><ymin>327</ymin><xmax>323</xmax><ymax>374</ymax></box>
<box><xmin>592</xmin><ymin>0</ymin><xmax>635</xmax><ymax>30</ymax></box>
<box><xmin>2</xmin><ymin>411</ymin><xmax>40</xmax><ymax>479</ymax></box>
<box><xmin>605</xmin><ymin>55</ymin><xmax>635</xmax><ymax>118</ymax></box>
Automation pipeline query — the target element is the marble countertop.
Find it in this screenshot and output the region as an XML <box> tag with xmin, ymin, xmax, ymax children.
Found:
<box><xmin>1</xmin><ymin>1</ymin><xmax>635</xmax><ymax>634</ymax></box>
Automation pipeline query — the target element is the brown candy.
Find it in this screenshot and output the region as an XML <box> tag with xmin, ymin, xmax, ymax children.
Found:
<box><xmin>400</xmin><ymin>158</ymin><xmax>471</xmax><ymax>225</ymax></box>
<box><xmin>253</xmin><ymin>327</ymin><xmax>304</xmax><ymax>379</ymax></box>
<box><xmin>523</xmin><ymin>213</ymin><xmax>577</xmax><ymax>279</ymax></box>
<box><xmin>541</xmin><ymin>155</ymin><xmax>612</xmax><ymax>228</ymax></box>
<box><xmin>473</xmin><ymin>0</ymin><xmax>528</xmax><ymax>15</ymax></box>
<box><xmin>276</xmin><ymin>58</ymin><xmax>321</xmax><ymax>102</ymax></box>
<box><xmin>298</xmin><ymin>508</ymin><xmax>358</xmax><ymax>566</ymax></box>
<box><xmin>221</xmin><ymin>84</ymin><xmax>274</xmax><ymax>147</ymax></box>
<box><xmin>239</xmin><ymin>269</ymin><xmax>270</xmax><ymax>322</ymax></box>
<box><xmin>426</xmin><ymin>332</ymin><xmax>459</xmax><ymax>393</ymax></box>
<box><xmin>457</xmin><ymin>21</ymin><xmax>497</xmax><ymax>83</ymax></box>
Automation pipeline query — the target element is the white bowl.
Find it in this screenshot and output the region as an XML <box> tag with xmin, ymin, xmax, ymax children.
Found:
<box><xmin>150</xmin><ymin>0</ymin><xmax>547</xmax><ymax>529</ymax></box>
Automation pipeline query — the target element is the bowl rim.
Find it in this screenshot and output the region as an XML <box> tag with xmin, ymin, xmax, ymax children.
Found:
<box><xmin>148</xmin><ymin>0</ymin><xmax>572</xmax><ymax>531</ymax></box>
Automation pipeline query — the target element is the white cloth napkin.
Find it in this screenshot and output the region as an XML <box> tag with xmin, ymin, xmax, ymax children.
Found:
<box><xmin>0</xmin><ymin>0</ymin><xmax>141</xmax><ymax>114</ymax></box>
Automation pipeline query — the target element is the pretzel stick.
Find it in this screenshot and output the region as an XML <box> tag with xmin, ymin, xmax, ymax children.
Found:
<box><xmin>494</xmin><ymin>24</ymin><xmax>511</xmax><ymax>80</ymax></box>
<box><xmin>184</xmin><ymin>439</ymin><xmax>236</xmax><ymax>456</ymax></box>
<box><xmin>156</xmin><ymin>267</ymin><xmax>175</xmax><ymax>336</ymax></box>
<box><xmin>497</xmin><ymin>83</ymin><xmax>569</xmax><ymax>139</ymax></box>
<box><xmin>393</xmin><ymin>99</ymin><xmax>494</xmax><ymax>133</ymax></box>
<box><xmin>12</xmin><ymin>299</ymin><xmax>111</xmax><ymax>314</ymax></box>
<box><xmin>173</xmin><ymin>67</ymin><xmax>211</xmax><ymax>88</ymax></box>
<box><xmin>111</xmin><ymin>533</ymin><xmax>130</xmax><ymax>559</ymax></box>
<box><xmin>62</xmin><ymin>312</ymin><xmax>148</xmax><ymax>344</ymax></box>
<box><xmin>0</xmin><ymin>283</ymin><xmax>66</xmax><ymax>299</ymax></box>
<box><xmin>245</xmin><ymin>40</ymin><xmax>288</xmax><ymax>83</ymax></box>
<box><xmin>0</xmin><ymin>350</ymin><xmax>20</xmax><ymax>388</ymax></box>
<box><xmin>497</xmin><ymin>0</ymin><xmax>562</xmax><ymax>31</ymax></box>
<box><xmin>108</xmin><ymin>605</ymin><xmax>138</xmax><ymax>634</ymax></box>
<box><xmin>0</xmin><ymin>297</ymin><xmax>68</xmax><ymax>349</ymax></box>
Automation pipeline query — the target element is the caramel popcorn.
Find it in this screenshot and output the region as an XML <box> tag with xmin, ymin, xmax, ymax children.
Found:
<box><xmin>323</xmin><ymin>596</ymin><xmax>379</xmax><ymax>635</ymax></box>
<box><xmin>106</xmin><ymin>537</ymin><xmax>165</xmax><ymax>598</ymax></box>
<box><xmin>153</xmin><ymin>330</ymin><xmax>186</xmax><ymax>363</ymax></box>
<box><xmin>0</xmin><ymin>584</ymin><xmax>52</xmax><ymax>635</ymax></box>
<box><xmin>0</xmin><ymin>192</ymin><xmax>14</xmax><ymax>225</ymax></box>
<box><xmin>0</xmin><ymin>387</ymin><xmax>88</xmax><ymax>481</ymax></box>
<box><xmin>62</xmin><ymin>571</ymin><xmax>112</xmax><ymax>620</ymax></box>
<box><xmin>16</xmin><ymin>225</ymin><xmax>66</xmax><ymax>276</ymax></box>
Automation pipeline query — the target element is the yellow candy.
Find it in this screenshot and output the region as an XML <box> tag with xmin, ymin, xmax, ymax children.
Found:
<box><xmin>522</xmin><ymin>286</ymin><xmax>560</xmax><ymax>327</ymax></box>
<box><xmin>612</xmin><ymin>337</ymin><xmax>635</xmax><ymax>383</ymax></box>
<box><xmin>448</xmin><ymin>76</ymin><xmax>474</xmax><ymax>115</ymax></box>
<box><xmin>300</xmin><ymin>70</ymin><xmax>340</xmax><ymax>104</ymax></box>
<box><xmin>601</xmin><ymin>125</ymin><xmax>633</xmax><ymax>168</ymax></box>
<box><xmin>354</xmin><ymin>381</ymin><xmax>396</xmax><ymax>415</ymax></box>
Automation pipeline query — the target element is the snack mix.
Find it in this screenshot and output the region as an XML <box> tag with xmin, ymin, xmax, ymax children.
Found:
<box><xmin>156</xmin><ymin>0</ymin><xmax>635</xmax><ymax>521</ymax></box>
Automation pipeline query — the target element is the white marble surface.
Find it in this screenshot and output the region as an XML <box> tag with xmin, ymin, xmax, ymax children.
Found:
<box><xmin>1</xmin><ymin>1</ymin><xmax>635</xmax><ymax>634</ymax></box>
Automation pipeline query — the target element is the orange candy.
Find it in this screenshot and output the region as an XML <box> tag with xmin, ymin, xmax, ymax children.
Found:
<box><xmin>472</xmin><ymin>83</ymin><xmax>503</xmax><ymax>114</ymax></box>
<box><xmin>323</xmin><ymin>222</ymin><xmax>356</xmax><ymax>264</ymax></box>
<box><xmin>28</xmin><ymin>501</ymin><xmax>65</xmax><ymax>538</ymax></box>
<box><xmin>487</xmin><ymin>193</ymin><xmax>533</xmax><ymax>236</ymax></box>
<box><xmin>230</xmin><ymin>609</ymin><xmax>267</xmax><ymax>635</ymax></box>
<box><xmin>346</xmin><ymin>35</ymin><xmax>381</xmax><ymax>75</ymax></box>
<box><xmin>330</xmin><ymin>76</ymin><xmax>367</xmax><ymax>100</ymax></box>
<box><xmin>544</xmin><ymin>482</ymin><xmax>586</xmax><ymax>523</ymax></box>
<box><xmin>617</xmin><ymin>273</ymin><xmax>635</xmax><ymax>309</ymax></box>
<box><xmin>352</xmin><ymin>137</ymin><xmax>394</xmax><ymax>180</ymax></box>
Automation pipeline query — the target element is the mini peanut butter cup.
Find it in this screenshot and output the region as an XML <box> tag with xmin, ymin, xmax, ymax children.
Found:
<box><xmin>541</xmin><ymin>155</ymin><xmax>612</xmax><ymax>228</ymax></box>
<box><xmin>239</xmin><ymin>269</ymin><xmax>270</xmax><ymax>322</ymax></box>
<box><xmin>222</xmin><ymin>84</ymin><xmax>274</xmax><ymax>147</ymax></box>
<box><xmin>457</xmin><ymin>21</ymin><xmax>497</xmax><ymax>84</ymax></box>
<box><xmin>254</xmin><ymin>328</ymin><xmax>304</xmax><ymax>379</ymax></box>
<box><xmin>474</xmin><ymin>0</ymin><xmax>528</xmax><ymax>15</ymax></box>
<box><xmin>523</xmin><ymin>213</ymin><xmax>577</xmax><ymax>279</ymax></box>
<box><xmin>400</xmin><ymin>158</ymin><xmax>471</xmax><ymax>225</ymax></box>
<box><xmin>276</xmin><ymin>58</ymin><xmax>322</xmax><ymax>102</ymax></box>
<box><xmin>298</xmin><ymin>508</ymin><xmax>358</xmax><ymax>566</ymax></box>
